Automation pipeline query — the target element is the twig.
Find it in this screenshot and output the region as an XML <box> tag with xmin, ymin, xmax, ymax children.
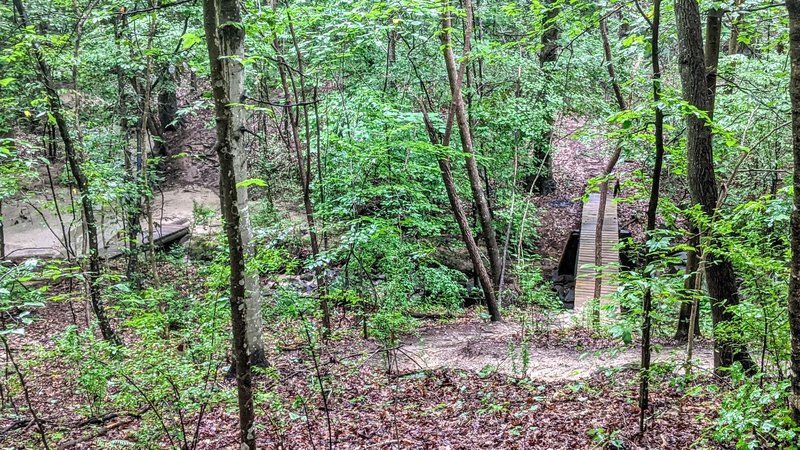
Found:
<box><xmin>121</xmin><ymin>0</ymin><xmax>195</xmax><ymax>16</ymax></box>
<box><xmin>57</xmin><ymin>418</ymin><xmax>134</xmax><ymax>449</ymax></box>
<box><xmin>72</xmin><ymin>405</ymin><xmax>150</xmax><ymax>428</ymax></box>
<box><xmin>1</xmin><ymin>335</ymin><xmax>50</xmax><ymax>449</ymax></box>
<box><xmin>298</xmin><ymin>311</ymin><xmax>333</xmax><ymax>450</ymax></box>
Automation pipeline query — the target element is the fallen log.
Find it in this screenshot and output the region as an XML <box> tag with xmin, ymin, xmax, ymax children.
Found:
<box><xmin>408</xmin><ymin>311</ymin><xmax>454</xmax><ymax>320</ymax></box>
<box><xmin>57</xmin><ymin>418</ymin><xmax>134</xmax><ymax>449</ymax></box>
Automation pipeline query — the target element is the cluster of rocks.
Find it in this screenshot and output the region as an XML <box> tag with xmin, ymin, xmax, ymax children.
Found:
<box><xmin>552</xmin><ymin>272</ymin><xmax>575</xmax><ymax>309</ymax></box>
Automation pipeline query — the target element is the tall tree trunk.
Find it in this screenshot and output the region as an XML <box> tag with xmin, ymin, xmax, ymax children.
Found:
<box><xmin>784</xmin><ymin>0</ymin><xmax>800</xmax><ymax>423</ymax></box>
<box><xmin>440</xmin><ymin>0</ymin><xmax>502</xmax><ymax>288</ymax></box>
<box><xmin>138</xmin><ymin>31</ymin><xmax>160</xmax><ymax>287</ymax></box>
<box><xmin>639</xmin><ymin>0</ymin><xmax>665</xmax><ymax>432</ymax></box>
<box><xmin>204</xmin><ymin>0</ymin><xmax>266</xmax><ymax>368</ymax></box>
<box><xmin>114</xmin><ymin>14</ymin><xmax>142</xmax><ymax>284</ymax></box>
<box><xmin>407</xmin><ymin>9</ymin><xmax>501</xmax><ymax>321</ymax></box>
<box><xmin>729</xmin><ymin>0</ymin><xmax>743</xmax><ymax>55</ymax></box>
<box><xmin>705</xmin><ymin>8</ymin><xmax>723</xmax><ymax>115</ymax></box>
<box><xmin>271</xmin><ymin>21</ymin><xmax>333</xmax><ymax>334</ymax></box>
<box><xmin>0</xmin><ymin>199</ymin><xmax>4</xmax><ymax>260</ymax></box>
<box><xmin>13</xmin><ymin>0</ymin><xmax>118</xmax><ymax>345</ymax></box>
<box><xmin>419</xmin><ymin>105</ymin><xmax>501</xmax><ymax>322</ymax></box>
<box><xmin>287</xmin><ymin>16</ymin><xmax>334</xmax><ymax>335</ymax></box>
<box><xmin>674</xmin><ymin>0</ymin><xmax>755</xmax><ymax>373</ymax></box>
<box><xmin>527</xmin><ymin>0</ymin><xmax>559</xmax><ymax>194</ymax></box>
<box><xmin>677</xmin><ymin>5</ymin><xmax>723</xmax><ymax>342</ymax></box>
<box><xmin>203</xmin><ymin>0</ymin><xmax>259</xmax><ymax>446</ymax></box>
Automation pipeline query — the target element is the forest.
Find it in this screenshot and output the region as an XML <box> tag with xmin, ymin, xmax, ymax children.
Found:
<box><xmin>1</xmin><ymin>0</ymin><xmax>800</xmax><ymax>448</ymax></box>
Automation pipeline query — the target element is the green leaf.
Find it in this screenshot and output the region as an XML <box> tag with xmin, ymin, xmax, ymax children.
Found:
<box><xmin>180</xmin><ymin>33</ymin><xmax>202</xmax><ymax>50</ymax></box>
<box><xmin>0</xmin><ymin>77</ymin><xmax>15</xmax><ymax>87</ymax></box>
<box><xmin>236</xmin><ymin>178</ymin><xmax>268</xmax><ymax>188</ymax></box>
<box><xmin>621</xmin><ymin>329</ymin><xmax>632</xmax><ymax>345</ymax></box>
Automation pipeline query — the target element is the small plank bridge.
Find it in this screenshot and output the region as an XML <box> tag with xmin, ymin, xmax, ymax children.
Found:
<box><xmin>555</xmin><ymin>192</ymin><xmax>621</xmax><ymax>311</ymax></box>
<box><xmin>104</xmin><ymin>220</ymin><xmax>191</xmax><ymax>259</ymax></box>
<box><xmin>574</xmin><ymin>192</ymin><xmax>619</xmax><ymax>310</ymax></box>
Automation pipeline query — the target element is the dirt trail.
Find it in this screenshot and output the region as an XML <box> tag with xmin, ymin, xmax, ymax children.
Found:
<box><xmin>397</xmin><ymin>320</ymin><xmax>713</xmax><ymax>381</ymax></box>
<box><xmin>3</xmin><ymin>185</ymin><xmax>220</xmax><ymax>259</ymax></box>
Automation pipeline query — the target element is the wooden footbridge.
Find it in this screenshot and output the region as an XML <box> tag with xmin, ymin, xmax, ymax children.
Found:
<box><xmin>573</xmin><ymin>192</ymin><xmax>619</xmax><ymax>311</ymax></box>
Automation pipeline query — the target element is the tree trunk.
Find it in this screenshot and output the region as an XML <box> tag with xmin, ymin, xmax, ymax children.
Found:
<box><xmin>234</xmin><ymin>133</ymin><xmax>267</xmax><ymax>367</ymax></box>
<box><xmin>138</xmin><ymin>53</ymin><xmax>160</xmax><ymax>287</ymax></box>
<box><xmin>158</xmin><ymin>83</ymin><xmax>180</xmax><ymax>132</ymax></box>
<box><xmin>0</xmin><ymin>199</ymin><xmax>4</xmax><ymax>260</ymax></box>
<box><xmin>271</xmin><ymin>19</ymin><xmax>333</xmax><ymax>334</ymax></box>
<box><xmin>204</xmin><ymin>0</ymin><xmax>266</xmax><ymax>369</ymax></box>
<box><xmin>440</xmin><ymin>0</ymin><xmax>502</xmax><ymax>288</ymax></box>
<box><xmin>385</xmin><ymin>25</ymin><xmax>398</xmax><ymax>91</ymax></box>
<box><xmin>114</xmin><ymin>15</ymin><xmax>141</xmax><ymax>284</ymax></box>
<box><xmin>675</xmin><ymin>236</ymin><xmax>702</xmax><ymax>341</ymax></box>
<box><xmin>419</xmin><ymin>106</ymin><xmax>501</xmax><ymax>322</ymax></box>
<box><xmin>538</xmin><ymin>1</ymin><xmax>560</xmax><ymax>66</ymax></box>
<box><xmin>203</xmin><ymin>0</ymin><xmax>259</xmax><ymax>446</ymax></box>
<box><xmin>439</xmin><ymin>157</ymin><xmax>501</xmax><ymax>322</ymax></box>
<box><xmin>676</xmin><ymin>5</ymin><xmax>722</xmax><ymax>343</ymax></box>
<box><xmin>126</xmin><ymin>127</ymin><xmax>143</xmax><ymax>283</ymax></box>
<box><xmin>705</xmin><ymin>8</ymin><xmax>723</xmax><ymax>116</ymax></box>
<box><xmin>639</xmin><ymin>0</ymin><xmax>665</xmax><ymax>432</ymax></box>
<box><xmin>600</xmin><ymin>18</ymin><xmax>627</xmax><ymax>112</ymax></box>
<box><xmin>527</xmin><ymin>0</ymin><xmax>559</xmax><ymax>195</ymax></box>
<box><xmin>784</xmin><ymin>0</ymin><xmax>800</xmax><ymax>423</ymax></box>
<box><xmin>13</xmin><ymin>0</ymin><xmax>118</xmax><ymax>345</ymax></box>
<box><xmin>674</xmin><ymin>0</ymin><xmax>755</xmax><ymax>373</ymax></box>
<box><xmin>729</xmin><ymin>0</ymin><xmax>743</xmax><ymax>55</ymax></box>
<box><xmin>0</xmin><ymin>199</ymin><xmax>6</xmax><ymax>261</ymax></box>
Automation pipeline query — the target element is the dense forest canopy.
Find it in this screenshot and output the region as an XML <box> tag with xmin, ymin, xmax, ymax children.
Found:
<box><xmin>1</xmin><ymin>0</ymin><xmax>800</xmax><ymax>448</ymax></box>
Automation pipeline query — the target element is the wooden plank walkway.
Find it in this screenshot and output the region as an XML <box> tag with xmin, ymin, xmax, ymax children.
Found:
<box><xmin>574</xmin><ymin>192</ymin><xmax>619</xmax><ymax>311</ymax></box>
<box><xmin>104</xmin><ymin>220</ymin><xmax>191</xmax><ymax>259</ymax></box>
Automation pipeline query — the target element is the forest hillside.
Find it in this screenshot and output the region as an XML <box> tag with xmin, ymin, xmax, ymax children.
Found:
<box><xmin>1</xmin><ymin>0</ymin><xmax>800</xmax><ymax>448</ymax></box>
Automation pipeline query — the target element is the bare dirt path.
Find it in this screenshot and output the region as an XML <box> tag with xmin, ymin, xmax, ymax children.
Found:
<box><xmin>3</xmin><ymin>185</ymin><xmax>220</xmax><ymax>259</ymax></box>
<box><xmin>397</xmin><ymin>320</ymin><xmax>713</xmax><ymax>381</ymax></box>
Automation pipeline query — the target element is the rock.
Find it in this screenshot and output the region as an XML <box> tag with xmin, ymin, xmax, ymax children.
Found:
<box><xmin>299</xmin><ymin>272</ymin><xmax>314</xmax><ymax>281</ymax></box>
<box><xmin>438</xmin><ymin>246</ymin><xmax>475</xmax><ymax>275</ymax></box>
<box><xmin>182</xmin><ymin>233</ymin><xmax>217</xmax><ymax>261</ymax></box>
<box><xmin>553</xmin><ymin>274</ymin><xmax>573</xmax><ymax>284</ymax></box>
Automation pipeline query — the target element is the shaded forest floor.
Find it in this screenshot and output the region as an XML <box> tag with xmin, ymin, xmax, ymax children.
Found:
<box><xmin>2</xmin><ymin>286</ymin><xmax>722</xmax><ymax>449</ymax></box>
